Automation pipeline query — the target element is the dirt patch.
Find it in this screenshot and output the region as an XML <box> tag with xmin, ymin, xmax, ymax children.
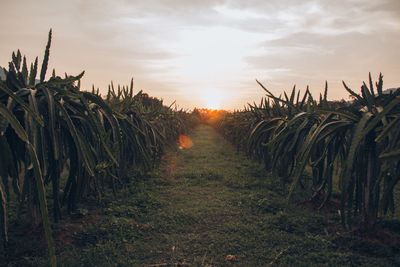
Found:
<box><xmin>53</xmin><ymin>214</ymin><xmax>101</xmax><ymax>248</ymax></box>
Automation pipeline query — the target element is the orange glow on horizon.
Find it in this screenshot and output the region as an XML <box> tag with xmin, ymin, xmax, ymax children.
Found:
<box><xmin>195</xmin><ymin>108</ymin><xmax>227</xmax><ymax>125</ymax></box>
<box><xmin>205</xmin><ymin>108</ymin><xmax>220</xmax><ymax>116</ymax></box>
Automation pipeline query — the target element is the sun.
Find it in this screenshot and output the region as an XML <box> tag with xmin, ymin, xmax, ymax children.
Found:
<box><xmin>202</xmin><ymin>88</ymin><xmax>222</xmax><ymax>110</ymax></box>
<box><xmin>205</xmin><ymin>98</ymin><xmax>221</xmax><ymax>110</ymax></box>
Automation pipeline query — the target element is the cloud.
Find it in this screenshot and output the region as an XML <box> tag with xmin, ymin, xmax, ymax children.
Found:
<box><xmin>1</xmin><ymin>0</ymin><xmax>399</xmax><ymax>109</ymax></box>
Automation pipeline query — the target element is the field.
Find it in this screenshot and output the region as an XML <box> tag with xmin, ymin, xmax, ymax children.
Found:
<box><xmin>1</xmin><ymin>125</ymin><xmax>399</xmax><ymax>266</ymax></box>
<box><xmin>1</xmin><ymin>31</ymin><xmax>400</xmax><ymax>266</ymax></box>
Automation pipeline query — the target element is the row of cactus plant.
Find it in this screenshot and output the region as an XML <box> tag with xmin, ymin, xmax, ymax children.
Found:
<box><xmin>0</xmin><ymin>30</ymin><xmax>197</xmax><ymax>266</ymax></box>
<box><xmin>210</xmin><ymin>74</ymin><xmax>400</xmax><ymax>231</ymax></box>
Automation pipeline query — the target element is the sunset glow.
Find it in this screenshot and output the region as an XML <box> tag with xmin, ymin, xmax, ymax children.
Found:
<box><xmin>201</xmin><ymin>88</ymin><xmax>222</xmax><ymax>110</ymax></box>
<box><xmin>205</xmin><ymin>100</ymin><xmax>220</xmax><ymax>110</ymax></box>
<box><xmin>1</xmin><ymin>0</ymin><xmax>399</xmax><ymax>110</ymax></box>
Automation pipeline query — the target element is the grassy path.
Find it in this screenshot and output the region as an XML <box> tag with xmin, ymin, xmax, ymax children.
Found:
<box><xmin>59</xmin><ymin>125</ymin><xmax>399</xmax><ymax>266</ymax></box>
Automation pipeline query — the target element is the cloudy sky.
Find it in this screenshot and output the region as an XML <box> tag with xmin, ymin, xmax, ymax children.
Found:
<box><xmin>1</xmin><ymin>0</ymin><xmax>399</xmax><ymax>110</ymax></box>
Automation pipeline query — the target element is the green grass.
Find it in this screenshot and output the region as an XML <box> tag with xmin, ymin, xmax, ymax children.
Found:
<box><xmin>2</xmin><ymin>124</ymin><xmax>400</xmax><ymax>266</ymax></box>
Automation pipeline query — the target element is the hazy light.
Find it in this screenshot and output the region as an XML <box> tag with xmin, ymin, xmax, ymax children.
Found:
<box><xmin>173</xmin><ymin>27</ymin><xmax>245</xmax><ymax>79</ymax></box>
<box><xmin>201</xmin><ymin>87</ymin><xmax>223</xmax><ymax>110</ymax></box>
<box><xmin>167</xmin><ymin>26</ymin><xmax>266</xmax><ymax>109</ymax></box>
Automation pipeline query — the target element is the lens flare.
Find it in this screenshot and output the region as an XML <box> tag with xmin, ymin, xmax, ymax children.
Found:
<box><xmin>179</xmin><ymin>135</ymin><xmax>194</xmax><ymax>149</ymax></box>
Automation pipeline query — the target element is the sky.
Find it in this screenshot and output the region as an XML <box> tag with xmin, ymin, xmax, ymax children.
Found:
<box><xmin>1</xmin><ymin>0</ymin><xmax>399</xmax><ymax>110</ymax></box>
